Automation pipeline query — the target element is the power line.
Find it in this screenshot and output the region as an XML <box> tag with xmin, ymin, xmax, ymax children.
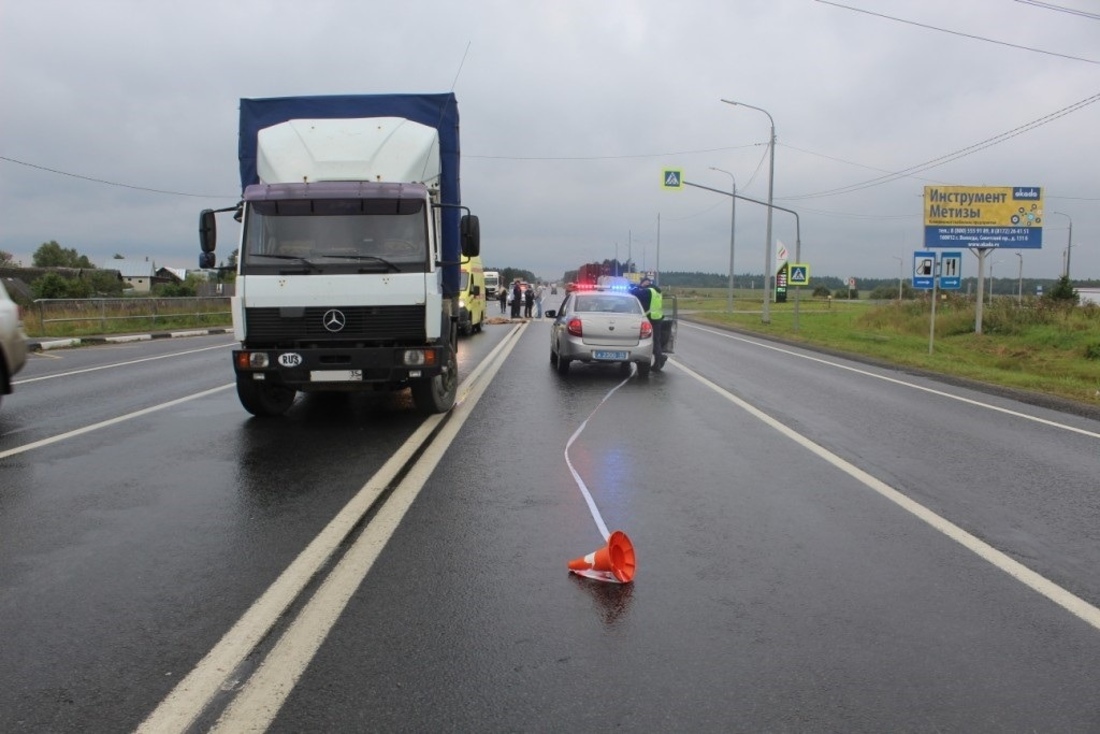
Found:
<box><xmin>0</xmin><ymin>155</ymin><xmax>234</xmax><ymax>199</ymax></box>
<box><xmin>782</xmin><ymin>92</ymin><xmax>1100</xmax><ymax>200</ymax></box>
<box><xmin>816</xmin><ymin>0</ymin><xmax>1100</xmax><ymax>64</ymax></box>
<box><xmin>1014</xmin><ymin>0</ymin><xmax>1100</xmax><ymax>21</ymax></box>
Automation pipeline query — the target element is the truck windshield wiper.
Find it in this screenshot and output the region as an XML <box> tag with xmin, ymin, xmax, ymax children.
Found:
<box><xmin>313</xmin><ymin>253</ymin><xmax>402</xmax><ymax>272</ymax></box>
<box><xmin>250</xmin><ymin>253</ymin><xmax>321</xmax><ymax>271</ymax></box>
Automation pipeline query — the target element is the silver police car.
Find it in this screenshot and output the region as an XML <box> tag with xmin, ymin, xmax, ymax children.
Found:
<box><xmin>546</xmin><ymin>288</ymin><xmax>653</xmax><ymax>377</ymax></box>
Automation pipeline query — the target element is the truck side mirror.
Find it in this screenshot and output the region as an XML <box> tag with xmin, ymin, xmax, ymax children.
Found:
<box><xmin>460</xmin><ymin>214</ymin><xmax>480</xmax><ymax>258</ymax></box>
<box><xmin>199</xmin><ymin>209</ymin><xmax>217</xmax><ymax>253</ymax></box>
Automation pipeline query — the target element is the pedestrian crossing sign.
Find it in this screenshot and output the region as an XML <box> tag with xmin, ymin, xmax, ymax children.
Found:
<box><xmin>662</xmin><ymin>169</ymin><xmax>683</xmax><ymax>190</ymax></box>
<box><xmin>789</xmin><ymin>263</ymin><xmax>810</xmax><ymax>286</ymax></box>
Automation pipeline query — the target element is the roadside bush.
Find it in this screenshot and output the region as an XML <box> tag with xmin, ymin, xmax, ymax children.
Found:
<box><xmin>32</xmin><ymin>272</ymin><xmax>90</xmax><ymax>299</ymax></box>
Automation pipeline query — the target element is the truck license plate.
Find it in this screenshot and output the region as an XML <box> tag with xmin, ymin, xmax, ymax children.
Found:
<box><xmin>310</xmin><ymin>370</ymin><xmax>363</xmax><ymax>382</ymax></box>
<box><xmin>592</xmin><ymin>350</ymin><xmax>628</xmax><ymax>361</ymax></box>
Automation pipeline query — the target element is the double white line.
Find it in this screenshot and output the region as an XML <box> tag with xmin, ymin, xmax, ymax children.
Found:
<box><xmin>137</xmin><ymin>322</ymin><xmax>528</xmax><ymax>733</ymax></box>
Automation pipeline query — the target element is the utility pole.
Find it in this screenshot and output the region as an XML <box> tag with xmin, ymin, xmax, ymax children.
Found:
<box><xmin>1052</xmin><ymin>211</ymin><xmax>1073</xmax><ymax>280</ymax></box>
<box><xmin>1016</xmin><ymin>252</ymin><xmax>1023</xmax><ymax>303</ymax></box>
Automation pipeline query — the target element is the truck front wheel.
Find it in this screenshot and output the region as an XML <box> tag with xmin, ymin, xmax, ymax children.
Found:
<box><xmin>410</xmin><ymin>345</ymin><xmax>458</xmax><ymax>414</ymax></box>
<box><xmin>236</xmin><ymin>376</ymin><xmax>296</xmax><ymax>417</ymax></box>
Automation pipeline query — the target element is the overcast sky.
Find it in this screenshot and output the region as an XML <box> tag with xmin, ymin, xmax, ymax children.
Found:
<box><xmin>2</xmin><ymin>0</ymin><xmax>1097</xmax><ymax>284</ymax></box>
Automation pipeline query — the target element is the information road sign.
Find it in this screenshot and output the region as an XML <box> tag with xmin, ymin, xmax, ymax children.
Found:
<box><xmin>913</xmin><ymin>251</ymin><xmax>936</xmax><ymax>289</ymax></box>
<box><xmin>939</xmin><ymin>251</ymin><xmax>962</xmax><ymax>289</ymax></box>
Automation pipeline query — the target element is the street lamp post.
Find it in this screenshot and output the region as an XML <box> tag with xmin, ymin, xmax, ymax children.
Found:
<box><xmin>891</xmin><ymin>255</ymin><xmax>904</xmax><ymax>300</ymax></box>
<box><xmin>1051</xmin><ymin>211</ymin><xmax>1073</xmax><ymax>280</ymax></box>
<box><xmin>710</xmin><ymin>167</ymin><xmax>737</xmax><ymax>313</ymax></box>
<box><xmin>721</xmin><ymin>98</ymin><xmax>775</xmax><ymax>324</ymax></box>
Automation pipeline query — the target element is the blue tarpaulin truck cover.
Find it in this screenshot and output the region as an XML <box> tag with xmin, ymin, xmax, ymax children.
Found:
<box><xmin>238</xmin><ymin>93</ymin><xmax>462</xmax><ymax>295</ymax></box>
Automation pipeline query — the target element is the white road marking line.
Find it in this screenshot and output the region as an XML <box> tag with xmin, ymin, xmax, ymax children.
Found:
<box><xmin>0</xmin><ymin>384</ymin><xmax>235</xmax><ymax>460</ymax></box>
<box><xmin>14</xmin><ymin>342</ymin><xmax>234</xmax><ymax>385</ymax></box>
<box><xmin>683</xmin><ymin>322</ymin><xmax>1100</xmax><ymax>439</ymax></box>
<box><xmin>672</xmin><ymin>358</ymin><xmax>1100</xmax><ymax>633</ymax></box>
<box><xmin>139</xmin><ymin>322</ymin><xmax>528</xmax><ymax>734</ymax></box>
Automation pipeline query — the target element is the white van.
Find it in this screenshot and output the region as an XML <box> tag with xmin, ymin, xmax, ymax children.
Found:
<box><xmin>484</xmin><ymin>270</ymin><xmax>500</xmax><ymax>299</ymax></box>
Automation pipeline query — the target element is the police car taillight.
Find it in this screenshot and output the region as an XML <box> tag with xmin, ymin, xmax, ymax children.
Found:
<box><xmin>640</xmin><ymin>321</ymin><xmax>653</xmax><ymax>339</ymax></box>
<box><xmin>567</xmin><ymin>318</ymin><xmax>583</xmax><ymax>337</ymax></box>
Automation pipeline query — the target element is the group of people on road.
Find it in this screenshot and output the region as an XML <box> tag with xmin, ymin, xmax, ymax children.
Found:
<box><xmin>499</xmin><ymin>280</ymin><xmax>546</xmax><ymax>319</ymax></box>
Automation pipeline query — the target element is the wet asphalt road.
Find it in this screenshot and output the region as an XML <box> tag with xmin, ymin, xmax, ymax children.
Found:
<box><xmin>1</xmin><ymin>320</ymin><xmax>1099</xmax><ymax>732</ymax></box>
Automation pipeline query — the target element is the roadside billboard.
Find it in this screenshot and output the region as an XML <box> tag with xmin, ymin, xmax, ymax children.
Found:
<box><xmin>923</xmin><ymin>186</ymin><xmax>1043</xmax><ymax>249</ymax></box>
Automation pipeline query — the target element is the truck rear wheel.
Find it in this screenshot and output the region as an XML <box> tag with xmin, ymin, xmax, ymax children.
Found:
<box><xmin>237</xmin><ymin>376</ymin><xmax>296</xmax><ymax>417</ymax></box>
<box><xmin>410</xmin><ymin>345</ymin><xmax>457</xmax><ymax>414</ymax></box>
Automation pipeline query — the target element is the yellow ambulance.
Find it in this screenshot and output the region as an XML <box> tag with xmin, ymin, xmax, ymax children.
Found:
<box><xmin>459</xmin><ymin>255</ymin><xmax>486</xmax><ymax>335</ymax></box>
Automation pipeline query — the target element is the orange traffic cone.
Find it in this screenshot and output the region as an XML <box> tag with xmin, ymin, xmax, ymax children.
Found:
<box><xmin>568</xmin><ymin>530</ymin><xmax>636</xmax><ymax>584</ymax></box>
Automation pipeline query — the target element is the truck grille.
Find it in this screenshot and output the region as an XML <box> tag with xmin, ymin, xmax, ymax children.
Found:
<box><xmin>245</xmin><ymin>305</ymin><xmax>426</xmax><ymax>346</ymax></box>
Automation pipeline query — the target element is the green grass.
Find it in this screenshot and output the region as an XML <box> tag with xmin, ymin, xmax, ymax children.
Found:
<box><xmin>25</xmin><ymin>297</ymin><xmax>232</xmax><ymax>338</ymax></box>
<box><xmin>669</xmin><ymin>288</ymin><xmax>1100</xmax><ymax>407</ymax></box>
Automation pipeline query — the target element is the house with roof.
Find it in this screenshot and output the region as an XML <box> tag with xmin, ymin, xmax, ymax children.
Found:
<box><xmin>104</xmin><ymin>259</ymin><xmax>156</xmax><ymax>293</ymax></box>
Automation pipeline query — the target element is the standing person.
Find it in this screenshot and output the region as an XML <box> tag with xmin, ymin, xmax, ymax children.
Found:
<box><xmin>524</xmin><ymin>285</ymin><xmax>535</xmax><ymax>318</ymax></box>
<box><xmin>510</xmin><ymin>280</ymin><xmax>522</xmax><ymax>319</ymax></box>
<box><xmin>497</xmin><ymin>285</ymin><xmax>508</xmax><ymax>314</ymax></box>
<box><xmin>535</xmin><ymin>284</ymin><xmax>546</xmax><ymax>318</ymax></box>
<box><xmin>631</xmin><ymin>276</ymin><xmax>665</xmax><ymax>370</ymax></box>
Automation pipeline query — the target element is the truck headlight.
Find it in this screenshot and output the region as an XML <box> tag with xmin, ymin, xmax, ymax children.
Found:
<box><xmin>401</xmin><ymin>349</ymin><xmax>437</xmax><ymax>367</ymax></box>
<box><xmin>236</xmin><ymin>351</ymin><xmax>270</xmax><ymax>369</ymax></box>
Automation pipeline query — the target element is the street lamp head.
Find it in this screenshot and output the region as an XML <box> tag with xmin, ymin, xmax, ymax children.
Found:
<box><xmin>709</xmin><ymin>166</ymin><xmax>736</xmax><ymax>184</ymax></box>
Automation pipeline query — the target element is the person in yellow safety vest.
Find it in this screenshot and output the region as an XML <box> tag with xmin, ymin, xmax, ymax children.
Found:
<box><xmin>631</xmin><ymin>276</ymin><xmax>666</xmax><ymax>371</ymax></box>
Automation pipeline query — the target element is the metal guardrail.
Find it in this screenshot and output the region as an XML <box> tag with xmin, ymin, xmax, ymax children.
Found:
<box><xmin>34</xmin><ymin>297</ymin><xmax>231</xmax><ymax>336</ymax></box>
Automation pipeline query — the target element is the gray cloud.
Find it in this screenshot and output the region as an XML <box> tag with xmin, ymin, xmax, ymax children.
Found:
<box><xmin>2</xmin><ymin>0</ymin><xmax>1096</xmax><ymax>283</ymax></box>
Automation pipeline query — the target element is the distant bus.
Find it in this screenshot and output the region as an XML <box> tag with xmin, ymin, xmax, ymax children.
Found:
<box><xmin>484</xmin><ymin>271</ymin><xmax>500</xmax><ymax>298</ymax></box>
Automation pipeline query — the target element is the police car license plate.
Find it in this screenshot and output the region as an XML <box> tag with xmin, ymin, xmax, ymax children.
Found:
<box><xmin>310</xmin><ymin>370</ymin><xmax>362</xmax><ymax>382</ymax></box>
<box><xmin>593</xmin><ymin>350</ymin><xmax>628</xmax><ymax>361</ymax></box>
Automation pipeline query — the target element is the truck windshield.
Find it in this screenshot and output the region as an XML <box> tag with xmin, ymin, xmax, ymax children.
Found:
<box><xmin>241</xmin><ymin>198</ymin><xmax>428</xmax><ymax>274</ymax></box>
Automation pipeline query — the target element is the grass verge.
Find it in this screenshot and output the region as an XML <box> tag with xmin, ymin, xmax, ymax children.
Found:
<box><xmin>672</xmin><ymin>289</ymin><xmax>1100</xmax><ymax>409</ymax></box>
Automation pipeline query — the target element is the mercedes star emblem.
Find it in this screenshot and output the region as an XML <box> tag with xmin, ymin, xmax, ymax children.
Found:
<box><xmin>322</xmin><ymin>309</ymin><xmax>347</xmax><ymax>332</ymax></box>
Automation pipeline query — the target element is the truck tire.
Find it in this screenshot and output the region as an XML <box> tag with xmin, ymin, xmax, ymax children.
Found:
<box><xmin>236</xmin><ymin>376</ymin><xmax>296</xmax><ymax>417</ymax></box>
<box><xmin>411</xmin><ymin>344</ymin><xmax>457</xmax><ymax>414</ymax></box>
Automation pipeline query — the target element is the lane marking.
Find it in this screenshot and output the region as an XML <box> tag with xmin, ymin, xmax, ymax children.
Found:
<box><xmin>683</xmin><ymin>322</ymin><xmax>1100</xmax><ymax>440</ymax></box>
<box><xmin>0</xmin><ymin>384</ymin><xmax>235</xmax><ymax>460</ymax></box>
<box><xmin>14</xmin><ymin>342</ymin><xmax>235</xmax><ymax>385</ymax></box>
<box><xmin>672</xmin><ymin>358</ymin><xmax>1100</xmax><ymax>633</ymax></box>
<box><xmin>138</xmin><ymin>322</ymin><xmax>528</xmax><ymax>734</ymax></box>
